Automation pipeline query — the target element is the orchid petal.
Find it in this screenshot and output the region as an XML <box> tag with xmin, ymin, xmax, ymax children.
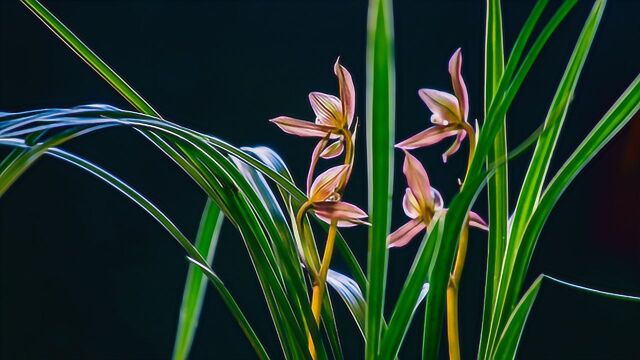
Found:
<box><xmin>395</xmin><ymin>125</ymin><xmax>459</xmax><ymax>150</ymax></box>
<box><xmin>388</xmin><ymin>218</ymin><xmax>426</xmax><ymax>248</ymax></box>
<box><xmin>308</xmin><ymin>164</ymin><xmax>349</xmax><ymax>201</ymax></box>
<box><xmin>469</xmin><ymin>211</ymin><xmax>489</xmax><ymax>231</ymax></box>
<box><xmin>334</xmin><ymin>58</ymin><xmax>355</xmax><ymax>127</ymax></box>
<box><xmin>432</xmin><ymin>188</ymin><xmax>444</xmax><ymax>210</ymax></box>
<box><xmin>320</xmin><ymin>140</ymin><xmax>344</xmax><ymax>159</ymax></box>
<box><xmin>448</xmin><ymin>48</ymin><xmax>469</xmax><ymax>121</ymax></box>
<box><xmin>402</xmin><ymin>188</ymin><xmax>421</xmax><ymax>219</ymax></box>
<box><xmin>418</xmin><ymin>88</ymin><xmax>461</xmax><ymax>124</ymax></box>
<box><xmin>314</xmin><ymin>201</ymin><xmax>369</xmax><ymax>227</ymax></box>
<box><xmin>402</xmin><ymin>150</ymin><xmax>433</xmax><ymax>210</ymax></box>
<box><xmin>307</xmin><ymin>138</ymin><xmax>329</xmax><ymax>193</ymax></box>
<box><xmin>270</xmin><ymin>116</ymin><xmax>336</xmax><ymax>138</ymax></box>
<box><xmin>442</xmin><ymin>130</ymin><xmax>466</xmax><ymax>163</ymax></box>
<box><xmin>309</xmin><ymin>92</ymin><xmax>342</xmax><ymax>126</ymax></box>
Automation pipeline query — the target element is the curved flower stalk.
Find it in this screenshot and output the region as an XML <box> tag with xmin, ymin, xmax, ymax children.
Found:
<box><xmin>388</xmin><ymin>151</ymin><xmax>487</xmax><ymax>248</ymax></box>
<box><xmin>270</xmin><ymin>59</ymin><xmax>366</xmax><ymax>359</ymax></box>
<box><xmin>396</xmin><ymin>49</ymin><xmax>477</xmax><ymax>164</ymax></box>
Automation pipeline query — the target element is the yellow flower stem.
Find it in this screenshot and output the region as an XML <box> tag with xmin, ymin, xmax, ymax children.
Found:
<box><xmin>447</xmin><ymin>122</ymin><xmax>476</xmax><ymax>360</ymax></box>
<box><xmin>307</xmin><ymin>127</ymin><xmax>354</xmax><ymax>359</ymax></box>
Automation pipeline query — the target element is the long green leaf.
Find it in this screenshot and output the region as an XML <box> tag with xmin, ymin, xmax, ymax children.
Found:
<box><xmin>491</xmin><ymin>276</ymin><xmax>542</xmax><ymax>360</ymax></box>
<box><xmin>173</xmin><ymin>199</ymin><xmax>224</xmax><ymax>360</ymax></box>
<box><xmin>479</xmin><ymin>0</ymin><xmax>508</xmax><ymax>358</ymax></box>
<box><xmin>365</xmin><ymin>0</ymin><xmax>395</xmax><ymax>358</ymax></box>
<box><xmin>511</xmin><ymin>74</ymin><xmax>640</xmax><ymax>309</ymax></box>
<box><xmin>0</xmin><ymin>139</ymin><xmax>270</xmax><ymax>358</ymax></box>
<box><xmin>187</xmin><ymin>258</ymin><xmax>271</xmax><ymax>360</ymax></box>
<box><xmin>488</xmin><ymin>1</ymin><xmax>607</xmax><ymax>353</ymax></box>
<box><xmin>21</xmin><ymin>0</ymin><xmax>160</xmax><ymax>117</ymax></box>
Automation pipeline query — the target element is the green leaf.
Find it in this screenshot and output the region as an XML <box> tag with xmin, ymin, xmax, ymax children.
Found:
<box><xmin>365</xmin><ymin>0</ymin><xmax>395</xmax><ymax>358</ymax></box>
<box><xmin>510</xmin><ymin>74</ymin><xmax>640</xmax><ymax>310</ymax></box>
<box><xmin>187</xmin><ymin>258</ymin><xmax>271</xmax><ymax>360</ymax></box>
<box><xmin>173</xmin><ymin>199</ymin><xmax>224</xmax><ymax>360</ymax></box>
<box><xmin>488</xmin><ymin>1</ymin><xmax>607</xmax><ymax>353</ymax></box>
<box><xmin>21</xmin><ymin>0</ymin><xmax>160</xmax><ymax>117</ymax></box>
<box><xmin>491</xmin><ymin>276</ymin><xmax>542</xmax><ymax>360</ymax></box>
<box><xmin>0</xmin><ymin>139</ymin><xmax>271</xmax><ymax>358</ymax></box>
<box><xmin>479</xmin><ymin>0</ymin><xmax>507</xmax><ymax>358</ymax></box>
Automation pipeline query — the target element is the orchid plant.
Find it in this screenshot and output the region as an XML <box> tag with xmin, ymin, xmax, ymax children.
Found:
<box><xmin>1</xmin><ymin>0</ymin><xmax>639</xmax><ymax>359</ymax></box>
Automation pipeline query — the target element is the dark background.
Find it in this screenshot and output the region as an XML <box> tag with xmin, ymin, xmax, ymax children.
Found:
<box><xmin>1</xmin><ymin>0</ymin><xmax>639</xmax><ymax>358</ymax></box>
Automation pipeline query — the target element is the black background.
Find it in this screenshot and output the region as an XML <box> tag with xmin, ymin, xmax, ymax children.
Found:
<box><xmin>1</xmin><ymin>0</ymin><xmax>639</xmax><ymax>359</ymax></box>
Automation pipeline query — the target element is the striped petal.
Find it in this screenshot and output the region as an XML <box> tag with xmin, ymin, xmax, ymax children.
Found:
<box><xmin>402</xmin><ymin>150</ymin><xmax>433</xmax><ymax>210</ymax></box>
<box><xmin>442</xmin><ymin>129</ymin><xmax>467</xmax><ymax>163</ymax></box>
<box><xmin>402</xmin><ymin>188</ymin><xmax>421</xmax><ymax>219</ymax></box>
<box><xmin>388</xmin><ymin>218</ymin><xmax>426</xmax><ymax>248</ymax></box>
<box><xmin>395</xmin><ymin>125</ymin><xmax>459</xmax><ymax>150</ymax></box>
<box><xmin>334</xmin><ymin>58</ymin><xmax>355</xmax><ymax>127</ymax></box>
<box><xmin>320</xmin><ymin>140</ymin><xmax>344</xmax><ymax>159</ymax></box>
<box><xmin>419</xmin><ymin>88</ymin><xmax>461</xmax><ymax>125</ymax></box>
<box><xmin>448</xmin><ymin>48</ymin><xmax>469</xmax><ymax>121</ymax></box>
<box><xmin>469</xmin><ymin>211</ymin><xmax>488</xmax><ymax>231</ymax></box>
<box><xmin>309</xmin><ymin>164</ymin><xmax>349</xmax><ymax>201</ymax></box>
<box><xmin>270</xmin><ymin>116</ymin><xmax>335</xmax><ymax>138</ymax></box>
<box><xmin>309</xmin><ymin>92</ymin><xmax>342</xmax><ymax>127</ymax></box>
<box><xmin>314</xmin><ymin>201</ymin><xmax>369</xmax><ymax>227</ymax></box>
<box><xmin>307</xmin><ymin>138</ymin><xmax>329</xmax><ymax>193</ymax></box>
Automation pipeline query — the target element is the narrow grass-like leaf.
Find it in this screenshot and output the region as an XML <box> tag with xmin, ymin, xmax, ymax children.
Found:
<box><xmin>479</xmin><ymin>0</ymin><xmax>507</xmax><ymax>357</ymax></box>
<box><xmin>365</xmin><ymin>0</ymin><xmax>395</xmax><ymax>358</ymax></box>
<box><xmin>21</xmin><ymin>0</ymin><xmax>160</xmax><ymax>117</ymax></box>
<box><xmin>491</xmin><ymin>276</ymin><xmax>542</xmax><ymax>360</ymax></box>
<box><xmin>187</xmin><ymin>258</ymin><xmax>271</xmax><ymax>360</ymax></box>
<box><xmin>173</xmin><ymin>199</ymin><xmax>224</xmax><ymax>360</ymax></box>
<box><xmin>510</xmin><ymin>74</ymin><xmax>640</xmax><ymax>309</ymax></box>
<box><xmin>0</xmin><ymin>139</ymin><xmax>271</xmax><ymax>358</ymax></box>
<box><xmin>489</xmin><ymin>1</ymin><xmax>607</xmax><ymax>352</ymax></box>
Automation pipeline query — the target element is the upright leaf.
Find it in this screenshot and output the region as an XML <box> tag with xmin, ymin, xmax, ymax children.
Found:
<box><xmin>365</xmin><ymin>0</ymin><xmax>395</xmax><ymax>358</ymax></box>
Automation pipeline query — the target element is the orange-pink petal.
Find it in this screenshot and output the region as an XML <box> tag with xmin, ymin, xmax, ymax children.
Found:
<box><xmin>388</xmin><ymin>218</ymin><xmax>426</xmax><ymax>248</ymax></box>
<box><xmin>309</xmin><ymin>92</ymin><xmax>342</xmax><ymax>127</ymax></box>
<box><xmin>308</xmin><ymin>164</ymin><xmax>349</xmax><ymax>201</ymax></box>
<box><xmin>395</xmin><ymin>125</ymin><xmax>459</xmax><ymax>150</ymax></box>
<box><xmin>314</xmin><ymin>201</ymin><xmax>369</xmax><ymax>227</ymax></box>
<box><xmin>334</xmin><ymin>58</ymin><xmax>355</xmax><ymax>128</ymax></box>
<box><xmin>270</xmin><ymin>116</ymin><xmax>336</xmax><ymax>138</ymax></box>
<box><xmin>418</xmin><ymin>88</ymin><xmax>461</xmax><ymax>124</ymax></box>
<box><xmin>468</xmin><ymin>211</ymin><xmax>488</xmax><ymax>231</ymax></box>
<box><xmin>448</xmin><ymin>48</ymin><xmax>469</xmax><ymax>121</ymax></box>
<box><xmin>402</xmin><ymin>150</ymin><xmax>432</xmax><ymax>211</ymax></box>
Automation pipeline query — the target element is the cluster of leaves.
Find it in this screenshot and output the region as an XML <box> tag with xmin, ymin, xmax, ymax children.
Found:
<box><xmin>1</xmin><ymin>0</ymin><xmax>638</xmax><ymax>359</ymax></box>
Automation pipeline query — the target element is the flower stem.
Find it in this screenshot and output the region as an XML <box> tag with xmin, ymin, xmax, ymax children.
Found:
<box><xmin>447</xmin><ymin>122</ymin><xmax>475</xmax><ymax>360</ymax></box>
<box><xmin>447</xmin><ymin>223</ymin><xmax>468</xmax><ymax>360</ymax></box>
<box><xmin>307</xmin><ymin>127</ymin><xmax>354</xmax><ymax>359</ymax></box>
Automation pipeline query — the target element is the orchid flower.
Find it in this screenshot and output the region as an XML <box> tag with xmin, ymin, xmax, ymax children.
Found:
<box><xmin>388</xmin><ymin>151</ymin><xmax>487</xmax><ymax>248</ymax></box>
<box><xmin>270</xmin><ymin>58</ymin><xmax>355</xmax><ymax>160</ymax></box>
<box><xmin>396</xmin><ymin>48</ymin><xmax>475</xmax><ymax>163</ymax></box>
<box><xmin>302</xmin><ymin>164</ymin><xmax>369</xmax><ymax>227</ymax></box>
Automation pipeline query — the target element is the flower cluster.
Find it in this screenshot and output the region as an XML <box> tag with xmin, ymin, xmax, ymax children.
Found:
<box><xmin>389</xmin><ymin>49</ymin><xmax>487</xmax><ymax>248</ymax></box>
<box><xmin>271</xmin><ymin>58</ymin><xmax>367</xmax><ymax>228</ymax></box>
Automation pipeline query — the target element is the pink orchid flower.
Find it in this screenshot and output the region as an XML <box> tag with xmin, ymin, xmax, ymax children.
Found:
<box><xmin>306</xmin><ymin>164</ymin><xmax>369</xmax><ymax>227</ymax></box>
<box><xmin>396</xmin><ymin>48</ymin><xmax>474</xmax><ymax>163</ymax></box>
<box><xmin>388</xmin><ymin>151</ymin><xmax>487</xmax><ymax>248</ymax></box>
<box><xmin>270</xmin><ymin>58</ymin><xmax>355</xmax><ymax>160</ymax></box>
